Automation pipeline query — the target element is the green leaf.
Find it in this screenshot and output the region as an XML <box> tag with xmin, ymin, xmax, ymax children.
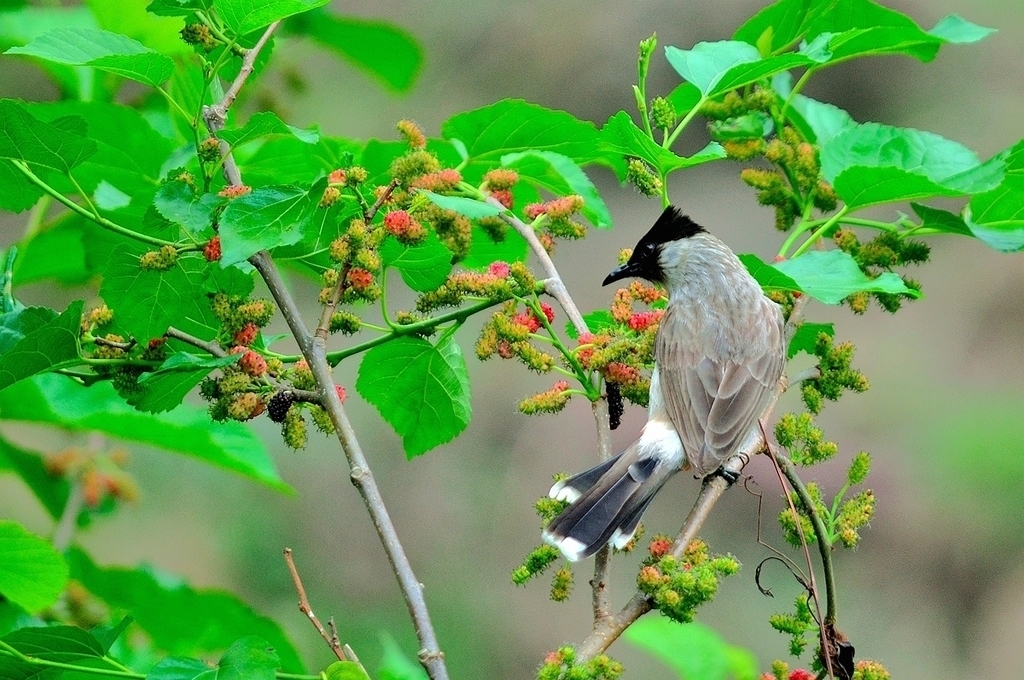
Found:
<box><xmin>666</xmin><ymin>82</ymin><xmax>701</xmax><ymax>117</ymax></box>
<box><xmin>733</xmin><ymin>0</ymin><xmax>834</xmax><ymax>54</ymax></box>
<box><xmin>219</xmin><ymin>183</ymin><xmax>323</xmax><ymax>266</ymax></box>
<box><xmin>216</xmin><ymin>0</ymin><xmax>328</xmax><ymax>36</ymax></box>
<box><xmin>442</xmin><ymin>99</ymin><xmax>607</xmax><ymax>181</ymax></box>
<box><xmin>0</xmin><ymin>160</ymin><xmax>43</xmax><ymax>212</ymax></box>
<box><xmin>356</xmin><ymin>334</ymin><xmax>472</xmax><ymax>458</ymax></box>
<box><xmin>286</xmin><ymin>10</ymin><xmax>423</xmax><ymax>92</ymax></box>
<box><xmin>0</xmin><ymin>100</ymin><xmax>95</xmax><ymax>173</ymax></box>
<box><xmin>418</xmin><ymin>191</ymin><xmax>504</xmax><ymax>220</ymax></box>
<box><xmin>147</xmin><ymin>656</ymin><xmax>211</xmax><ymax>680</ymax></box>
<box><xmin>324</xmin><ymin>660</ymin><xmax>372</xmax><ymax>680</ymax></box>
<box><xmin>0</xmin><ymin>374</ymin><xmax>288</xmax><ymax>491</ymax></box>
<box><xmin>966</xmin><ymin>139</ymin><xmax>1024</xmax><ymax>252</ymax></box>
<box><xmin>100</xmin><ymin>249</ymin><xmax>220</xmax><ymax>342</ymax></box>
<box><xmin>380</xmin><ymin>232</ymin><xmax>453</xmax><ymax>293</ymax></box>
<box><xmin>6</xmin><ymin>27</ymin><xmax>174</xmax><ymax>86</ymax></box>
<box><xmin>664</xmin><ymin>41</ymin><xmax>761</xmax><ymax>95</ymax></box>
<box><xmin>0</xmin><ymin>300</ymin><xmax>82</xmax><ymax>392</ymax></box>
<box><xmin>377</xmin><ymin>635</ymin><xmax>427</xmax><ymax>680</ymax></box>
<box><xmin>1</xmin><ymin>622</ymin><xmax>113</xmax><ymax>667</ymax></box>
<box><xmin>0</xmin><ymin>521</ymin><xmax>68</xmax><ymax>612</ymax></box>
<box><xmin>623</xmin><ymin>618</ymin><xmax>756</xmax><ymax>680</ymax></box>
<box><xmin>460</xmin><ymin>226</ymin><xmax>528</xmax><ymax>269</ymax></box>
<box><xmin>600</xmin><ymin>110</ymin><xmax>725</xmax><ymax>176</ymax></box>
<box><xmin>565</xmin><ymin>310</ymin><xmax>616</xmax><ymax>340</ymax></box>
<box><xmin>788</xmin><ymin>321</ymin><xmax>835</xmax><ymax>359</ymax></box>
<box><xmin>773</xmin><ymin>249</ymin><xmax>919</xmax><ymax>304</ymax></box>
<box><xmin>219</xmin><ymin>111</ymin><xmax>318</xmax><ymax>149</ymax></box>
<box><xmin>0</xmin><ymin>305</ymin><xmax>57</xmax><ymax>354</ymax></box>
<box><xmin>500</xmin><ymin>150</ymin><xmax>611</xmax><ymax>228</ymax></box>
<box><xmin>67</xmin><ymin>548</ymin><xmax>301</xmax><ymax>671</ymax></box>
<box><xmin>131</xmin><ymin>353</ymin><xmax>242</xmax><ymax>413</ymax></box>
<box><xmin>785</xmin><ymin>93</ymin><xmax>856</xmax><ymax>146</ymax></box>
<box><xmin>13</xmin><ymin>220</ymin><xmax>91</xmax><ymax>286</ymax></box>
<box><xmin>910</xmin><ymin>202</ymin><xmax>973</xmax><ymax>237</ymax></box>
<box><xmin>88</xmin><ymin>0</ymin><xmax>191</xmax><ymax>56</ymax></box>
<box><xmin>821</xmin><ymin>122</ymin><xmax>1004</xmax><ymax>208</ymax></box>
<box><xmin>928</xmin><ymin>14</ymin><xmax>996</xmax><ymax>44</ymax></box>
<box><xmin>738</xmin><ymin>253</ymin><xmax>801</xmax><ymax>293</ymax></box>
<box><xmin>217</xmin><ymin>636</ymin><xmax>280</xmax><ymax>679</ymax></box>
<box><xmin>0</xmin><ymin>434</ymin><xmax>70</xmax><ymax>520</ymax></box>
<box><xmin>154</xmin><ymin>181</ymin><xmax>224</xmax><ymax>238</ymax></box>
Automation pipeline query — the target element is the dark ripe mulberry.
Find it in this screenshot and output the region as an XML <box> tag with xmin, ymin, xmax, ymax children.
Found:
<box><xmin>607</xmin><ymin>382</ymin><xmax>624</xmax><ymax>431</ymax></box>
<box><xmin>268</xmin><ymin>391</ymin><xmax>296</xmax><ymax>423</ymax></box>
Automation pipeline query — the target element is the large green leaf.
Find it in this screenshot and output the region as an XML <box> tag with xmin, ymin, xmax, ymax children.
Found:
<box><xmin>100</xmin><ymin>248</ymin><xmax>220</xmax><ymax>342</ymax></box>
<box><xmin>356</xmin><ymin>333</ymin><xmax>471</xmax><ymax>458</ymax></box>
<box><xmin>0</xmin><ymin>521</ymin><xmax>68</xmax><ymax>612</ymax></box>
<box><xmin>0</xmin><ymin>99</ymin><xmax>95</xmax><ymax>173</ymax></box>
<box><xmin>623</xmin><ymin>618</ymin><xmax>757</xmax><ymax>680</ymax></box>
<box><xmin>442</xmin><ymin>99</ymin><xmax>607</xmax><ymax>181</ymax></box>
<box><xmin>500</xmin><ymin>150</ymin><xmax>611</xmax><ymax>228</ymax></box>
<box><xmin>788</xmin><ymin>321</ymin><xmax>835</xmax><ymax>359</ymax></box>
<box><xmin>820</xmin><ymin>122</ymin><xmax>1005</xmax><ymax>208</ymax></box>
<box><xmin>153</xmin><ymin>181</ymin><xmax>224</xmax><ymax>239</ymax></box>
<box><xmin>0</xmin><ymin>374</ymin><xmax>288</xmax><ymax>491</ymax></box>
<box><xmin>460</xmin><ymin>225</ymin><xmax>528</xmax><ymax>269</ymax></box>
<box><xmin>0</xmin><ymin>624</ymin><xmax>123</xmax><ymax>677</ymax></box>
<box><xmin>6</xmin><ymin>27</ymin><xmax>174</xmax><ymax>86</ymax></box>
<box><xmin>600</xmin><ymin>111</ymin><xmax>725</xmax><ymax>177</ymax></box>
<box><xmin>0</xmin><ymin>300</ymin><xmax>82</xmax><ymax>392</ymax></box>
<box><xmin>0</xmin><ymin>160</ymin><xmax>43</xmax><ymax>212</ymax></box>
<box><xmin>216</xmin><ymin>636</ymin><xmax>280</xmax><ymax>679</ymax></box>
<box><xmin>0</xmin><ymin>434</ymin><xmax>70</xmax><ymax>520</ymax></box>
<box><xmin>87</xmin><ymin>0</ymin><xmax>190</xmax><ymax>55</ymax></box>
<box><xmin>27</xmin><ymin>100</ymin><xmax>173</xmax><ymax>203</ymax></box>
<box><xmin>380</xmin><ymin>232</ymin><xmax>453</xmax><ymax>293</ymax></box>
<box><xmin>218</xmin><ymin>111</ymin><xmax>318</xmax><ymax>149</ymax></box>
<box><xmin>325</xmin><ymin>660</ymin><xmax>372</xmax><ymax>680</ymax></box>
<box><xmin>68</xmin><ymin>549</ymin><xmax>300</xmax><ymax>672</ymax></box>
<box><xmin>286</xmin><ymin>10</ymin><xmax>422</xmax><ymax>92</ymax></box>
<box><xmin>733</xmin><ymin>0</ymin><xmax>834</xmax><ymax>54</ymax></box>
<box><xmin>909</xmin><ymin>202</ymin><xmax>973</xmax><ymax>237</ymax></box>
<box><xmin>218</xmin><ymin>182</ymin><xmax>326</xmax><ymax>266</ymax></box>
<box><xmin>0</xmin><ymin>305</ymin><xmax>57</xmax><ymax>354</ymax></box>
<box><xmin>966</xmin><ymin>139</ymin><xmax>1024</xmax><ymax>252</ymax></box>
<box><xmin>0</xmin><ymin>5</ymin><xmax>97</xmax><ymax>97</ymax></box>
<box><xmin>738</xmin><ymin>253</ymin><xmax>801</xmax><ymax>293</ymax></box>
<box><xmin>773</xmin><ymin>249</ymin><xmax>919</xmax><ymax>304</ymax></box>
<box><xmin>785</xmin><ymin>93</ymin><xmax>856</xmax><ymax>146</ymax></box>
<box><xmin>216</xmin><ymin>0</ymin><xmax>328</xmax><ymax>36</ymax></box>
<box><xmin>132</xmin><ymin>353</ymin><xmax>242</xmax><ymax>413</ymax></box>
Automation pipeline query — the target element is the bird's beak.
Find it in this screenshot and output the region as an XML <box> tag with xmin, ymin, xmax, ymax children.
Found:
<box><xmin>603</xmin><ymin>261</ymin><xmax>642</xmax><ymax>286</ymax></box>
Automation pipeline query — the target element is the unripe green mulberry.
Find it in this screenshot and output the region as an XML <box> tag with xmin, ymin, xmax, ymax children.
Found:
<box><xmin>282</xmin><ymin>406</ymin><xmax>307</xmax><ymax>449</ymax></box>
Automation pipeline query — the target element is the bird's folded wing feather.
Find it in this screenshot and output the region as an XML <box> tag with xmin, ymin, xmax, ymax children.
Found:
<box><xmin>657</xmin><ymin>304</ymin><xmax>784</xmax><ymax>477</ymax></box>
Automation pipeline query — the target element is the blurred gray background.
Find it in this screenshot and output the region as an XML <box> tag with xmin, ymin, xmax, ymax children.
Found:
<box><xmin>3</xmin><ymin>0</ymin><xmax>1024</xmax><ymax>677</ymax></box>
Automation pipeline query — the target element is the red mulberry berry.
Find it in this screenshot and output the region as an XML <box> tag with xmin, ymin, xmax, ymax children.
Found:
<box><xmin>232</xmin><ymin>323</ymin><xmax>259</xmax><ymax>346</ymax></box>
<box><xmin>203</xmin><ymin>236</ymin><xmax>221</xmax><ymax>262</ymax></box>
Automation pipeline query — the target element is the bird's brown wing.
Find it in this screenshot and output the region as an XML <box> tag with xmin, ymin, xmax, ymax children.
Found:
<box><xmin>656</xmin><ymin>303</ymin><xmax>785</xmax><ymax>477</ymax></box>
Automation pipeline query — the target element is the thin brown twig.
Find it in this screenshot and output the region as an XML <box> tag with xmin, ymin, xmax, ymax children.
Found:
<box><xmin>367</xmin><ymin>179</ymin><xmax>399</xmax><ymax>222</ymax></box>
<box><xmin>92</xmin><ymin>336</ymin><xmax>136</xmax><ymax>352</ymax></box>
<box><xmin>202</xmin><ymin>22</ymin><xmax>448</xmax><ymax>677</ymax></box>
<box><xmin>201</xmin><ymin>21</ymin><xmax>281</xmax><ymax>186</ymax></box>
<box><xmin>165</xmin><ymin>327</ymin><xmax>229</xmax><ymax>358</ymax></box>
<box><xmin>250</xmin><ymin>251</ymin><xmax>449</xmax><ymax>680</ymax></box>
<box><xmin>283</xmin><ymin>548</ymin><xmax>347</xmax><ymax>662</ymax></box>
<box><xmin>489</xmin><ymin>197</ymin><xmax>616</xmax><ymax>625</ymax></box>
<box><xmin>765</xmin><ymin>445</ymin><xmax>835</xmax><ymax>680</ymax></box>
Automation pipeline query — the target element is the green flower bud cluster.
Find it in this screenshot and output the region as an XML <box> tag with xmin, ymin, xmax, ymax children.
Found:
<box><xmin>626</xmin><ymin>159</ymin><xmax>663</xmax><ymax>197</ymax></box>
<box><xmin>778</xmin><ymin>484</ymin><xmax>824</xmax><ymax>547</ymax></box>
<box><xmin>549</xmin><ymin>567</ymin><xmax>573</xmax><ymax>602</ymax></box>
<box><xmin>511</xmin><ymin>544</ymin><xmax>561</xmax><ymax>586</ymax></box>
<box><xmin>769</xmin><ymin>593</ymin><xmax>817</xmax><ymax>657</ymax></box>
<box><xmin>636</xmin><ymin>539</ymin><xmax>740</xmax><ymax>624</ymax></box>
<box><xmin>802</xmin><ymin>333</ymin><xmax>869</xmax><ymax>414</ymax></box>
<box><xmin>180</xmin><ymin>23</ymin><xmax>219</xmax><ymax>51</ymax></box>
<box><xmin>519</xmin><ymin>380</ymin><xmax>573</xmax><ymax>415</ymax></box>
<box><xmin>775</xmin><ymin>412</ymin><xmax>839</xmax><ymax>466</ymax></box>
<box><xmin>537</xmin><ymin>648</ymin><xmax>623</xmax><ymax>680</ymax></box>
<box><xmin>512</xmin><ymin>479</ymin><xmax>572</xmax><ymax>592</ymax></box>
<box><xmin>851</xmin><ymin>660</ymin><xmax>891</xmax><ymax>680</ymax></box>
<box><xmin>324</xmin><ymin>219</ymin><xmax>385</xmax><ymax>305</ymax></box>
<box><xmin>138</xmin><ymin>245</ymin><xmax>179</xmax><ymax>271</ymax></box>
<box><xmin>210</xmin><ymin>293</ymin><xmax>276</xmax><ymax>348</ymax></box>
<box><xmin>833</xmin><ymin>228</ymin><xmax>929</xmax><ymax>314</ymax></box>
<box><xmin>649</xmin><ymin>96</ymin><xmax>676</xmax><ymax>130</ymax></box>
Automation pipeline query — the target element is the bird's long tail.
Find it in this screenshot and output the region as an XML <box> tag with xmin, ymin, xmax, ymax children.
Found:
<box><xmin>542</xmin><ymin>442</ymin><xmax>672</xmax><ymax>561</ymax></box>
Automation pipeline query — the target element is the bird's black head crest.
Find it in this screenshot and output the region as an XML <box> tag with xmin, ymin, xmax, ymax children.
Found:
<box><xmin>602</xmin><ymin>206</ymin><xmax>706</xmax><ymax>286</ymax></box>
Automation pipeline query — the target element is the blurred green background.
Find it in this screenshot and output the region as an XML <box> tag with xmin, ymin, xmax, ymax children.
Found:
<box><xmin>2</xmin><ymin>0</ymin><xmax>1024</xmax><ymax>678</ymax></box>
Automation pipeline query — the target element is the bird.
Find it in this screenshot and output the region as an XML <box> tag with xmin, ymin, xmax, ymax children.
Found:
<box><xmin>542</xmin><ymin>206</ymin><xmax>786</xmax><ymax>562</ymax></box>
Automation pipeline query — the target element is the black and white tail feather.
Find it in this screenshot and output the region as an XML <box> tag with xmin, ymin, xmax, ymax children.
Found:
<box><xmin>542</xmin><ymin>442</ymin><xmax>674</xmax><ymax>561</ymax></box>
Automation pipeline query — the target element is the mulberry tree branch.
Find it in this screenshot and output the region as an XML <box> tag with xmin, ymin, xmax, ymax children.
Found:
<box><xmin>200</xmin><ymin>22</ymin><xmax>449</xmax><ymax>680</ymax></box>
